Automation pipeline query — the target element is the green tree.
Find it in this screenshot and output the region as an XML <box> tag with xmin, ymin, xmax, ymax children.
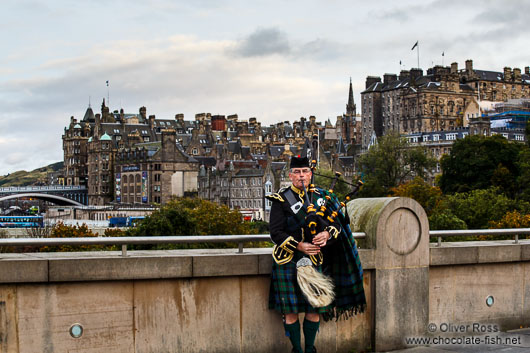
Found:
<box><xmin>516</xmin><ymin>148</ymin><xmax>530</xmax><ymax>202</ymax></box>
<box><xmin>313</xmin><ymin>168</ymin><xmax>357</xmax><ymax>202</ymax></box>
<box><xmin>357</xmin><ymin>133</ymin><xmax>437</xmax><ymax>197</ymax></box>
<box><xmin>129</xmin><ymin>198</ymin><xmax>254</xmax><ymax>237</ymax></box>
<box><xmin>428</xmin><ymin>209</ymin><xmax>467</xmax><ymax>231</ymax></box>
<box><xmin>439</xmin><ymin>134</ymin><xmax>523</xmax><ymax>195</ymax></box>
<box><xmin>444</xmin><ymin>188</ymin><xmax>526</xmax><ymax>229</ymax></box>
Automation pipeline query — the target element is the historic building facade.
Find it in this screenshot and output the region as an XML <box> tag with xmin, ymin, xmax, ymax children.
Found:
<box><xmin>63</xmin><ymin>79</ymin><xmax>361</xmax><ymax>209</ymax></box>
<box><xmin>361</xmin><ymin>60</ymin><xmax>530</xmax><ymax>151</ymax></box>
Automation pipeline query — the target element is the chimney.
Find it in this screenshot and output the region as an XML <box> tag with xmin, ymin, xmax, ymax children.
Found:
<box><xmin>451</xmin><ymin>62</ymin><xmax>458</xmax><ymax>73</ymax></box>
<box><xmin>148</xmin><ymin>115</ymin><xmax>155</xmax><ymax>129</ymax></box>
<box><xmin>365</xmin><ymin>76</ymin><xmax>382</xmax><ymax>89</ymax></box>
<box><xmin>175</xmin><ymin>114</ymin><xmax>184</xmax><ymax>124</ymax></box>
<box><xmin>410</xmin><ymin>68</ymin><xmax>423</xmax><ymax>80</ymax></box>
<box><xmin>465</xmin><ymin>60</ymin><xmax>473</xmax><ymax>73</ymax></box>
<box><xmin>383</xmin><ymin>73</ymin><xmax>398</xmax><ymax>85</ymax></box>
<box><xmin>504</xmin><ymin>67</ymin><xmax>512</xmax><ymax>81</ymax></box>
<box><xmin>399</xmin><ymin>70</ymin><xmax>410</xmax><ymax>80</ymax></box>
<box><xmin>513</xmin><ymin>68</ymin><xmax>521</xmax><ymax>81</ymax></box>
<box><xmin>139</xmin><ymin>106</ymin><xmax>147</xmax><ymax>121</ymax></box>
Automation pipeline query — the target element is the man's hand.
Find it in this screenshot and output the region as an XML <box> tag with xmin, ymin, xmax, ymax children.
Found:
<box><xmin>312</xmin><ymin>231</ymin><xmax>330</xmax><ymax>247</ymax></box>
<box><xmin>297</xmin><ymin>242</ymin><xmax>321</xmax><ymax>256</ymax></box>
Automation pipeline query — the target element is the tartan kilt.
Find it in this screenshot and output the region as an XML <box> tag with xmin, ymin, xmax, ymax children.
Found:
<box><xmin>268</xmin><ymin>251</ymin><xmax>329</xmax><ymax>314</ymax></box>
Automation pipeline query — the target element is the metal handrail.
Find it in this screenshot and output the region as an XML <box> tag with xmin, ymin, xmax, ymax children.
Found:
<box><xmin>1</xmin><ymin>228</ymin><xmax>528</xmax><ymax>256</ymax></box>
<box><xmin>0</xmin><ymin>233</ymin><xmax>367</xmax><ymax>257</ymax></box>
<box><xmin>429</xmin><ymin>228</ymin><xmax>530</xmax><ymax>247</ymax></box>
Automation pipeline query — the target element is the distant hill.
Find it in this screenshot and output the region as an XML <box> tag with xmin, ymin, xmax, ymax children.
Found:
<box><xmin>0</xmin><ymin>162</ymin><xmax>64</xmax><ymax>187</ymax></box>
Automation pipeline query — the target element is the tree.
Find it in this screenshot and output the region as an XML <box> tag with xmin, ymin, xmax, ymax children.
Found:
<box><xmin>516</xmin><ymin>148</ymin><xmax>530</xmax><ymax>202</ymax></box>
<box><xmin>390</xmin><ymin>177</ymin><xmax>444</xmax><ymax>217</ymax></box>
<box><xmin>444</xmin><ymin>188</ymin><xmax>526</xmax><ymax>229</ymax></box>
<box><xmin>439</xmin><ymin>134</ymin><xmax>523</xmax><ymax>195</ymax></box>
<box><xmin>428</xmin><ymin>209</ymin><xmax>467</xmax><ymax>231</ymax></box>
<box><xmin>313</xmin><ymin>168</ymin><xmax>358</xmax><ymax>202</ymax></box>
<box><xmin>128</xmin><ymin>197</ymin><xmax>254</xmax><ymax>236</ymax></box>
<box><xmin>357</xmin><ymin>133</ymin><xmax>437</xmax><ymax>197</ymax></box>
<box><xmin>489</xmin><ymin>210</ymin><xmax>530</xmax><ymax>234</ymax></box>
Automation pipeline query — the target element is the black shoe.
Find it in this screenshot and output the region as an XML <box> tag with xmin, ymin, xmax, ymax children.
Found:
<box><xmin>305</xmin><ymin>347</ymin><xmax>316</xmax><ymax>353</ymax></box>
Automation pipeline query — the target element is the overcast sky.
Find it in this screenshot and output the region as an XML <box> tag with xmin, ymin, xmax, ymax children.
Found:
<box><xmin>1</xmin><ymin>0</ymin><xmax>529</xmax><ymax>175</ymax></box>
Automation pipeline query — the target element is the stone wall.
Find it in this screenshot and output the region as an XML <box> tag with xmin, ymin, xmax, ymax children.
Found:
<box><xmin>2</xmin><ymin>197</ymin><xmax>530</xmax><ymax>352</ymax></box>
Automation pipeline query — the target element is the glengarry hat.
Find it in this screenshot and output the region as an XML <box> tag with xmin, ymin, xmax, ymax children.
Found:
<box><xmin>290</xmin><ymin>155</ymin><xmax>310</xmax><ymax>169</ymax></box>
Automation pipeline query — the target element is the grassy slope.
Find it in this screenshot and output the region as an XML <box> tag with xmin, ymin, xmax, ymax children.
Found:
<box><xmin>0</xmin><ymin>162</ymin><xmax>64</xmax><ymax>187</ymax></box>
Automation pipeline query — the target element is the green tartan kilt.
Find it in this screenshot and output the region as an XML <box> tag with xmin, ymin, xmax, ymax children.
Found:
<box><xmin>268</xmin><ymin>251</ymin><xmax>330</xmax><ymax>315</ymax></box>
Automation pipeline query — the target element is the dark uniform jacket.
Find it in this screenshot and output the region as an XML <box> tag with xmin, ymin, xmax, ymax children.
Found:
<box><xmin>266</xmin><ymin>185</ymin><xmax>340</xmax><ymax>265</ymax></box>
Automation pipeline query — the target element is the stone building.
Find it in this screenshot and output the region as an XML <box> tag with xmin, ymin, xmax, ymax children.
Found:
<box><xmin>361</xmin><ymin>60</ymin><xmax>530</xmax><ymax>151</ymax></box>
<box><xmin>114</xmin><ymin>130</ymin><xmax>198</xmax><ymax>205</ymax></box>
<box><xmin>64</xmin><ymin>80</ymin><xmax>362</xmax><ymax>208</ymax></box>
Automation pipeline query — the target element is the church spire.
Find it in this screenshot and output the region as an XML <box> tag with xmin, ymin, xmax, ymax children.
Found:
<box><xmin>346</xmin><ymin>77</ymin><xmax>356</xmax><ymax>116</ymax></box>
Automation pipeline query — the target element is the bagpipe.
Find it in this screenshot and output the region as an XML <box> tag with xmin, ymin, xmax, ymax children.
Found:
<box><xmin>296</xmin><ymin>134</ymin><xmax>363</xmax><ymax>308</ymax></box>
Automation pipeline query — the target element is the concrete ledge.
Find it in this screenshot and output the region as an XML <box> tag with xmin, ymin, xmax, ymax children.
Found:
<box><xmin>521</xmin><ymin>244</ymin><xmax>530</xmax><ymax>261</ymax></box>
<box><xmin>49</xmin><ymin>256</ymin><xmax>193</xmax><ymax>281</ymax></box>
<box><xmin>193</xmin><ymin>253</ymin><xmax>259</xmax><ymax>277</ymax></box>
<box><xmin>0</xmin><ymin>255</ymin><xmax>48</xmax><ymax>283</ymax></box>
<box><xmin>430</xmin><ymin>240</ymin><xmax>530</xmax><ymax>267</ymax></box>
<box><xmin>358</xmin><ymin>249</ymin><xmax>375</xmax><ymax>269</ymax></box>
<box><xmin>1</xmin><ymin>241</ymin><xmax>530</xmax><ymax>284</ymax></box>
<box><xmin>430</xmin><ymin>246</ymin><xmax>478</xmax><ymax>266</ymax></box>
<box><xmin>478</xmin><ymin>244</ymin><xmax>521</xmax><ymax>263</ymax></box>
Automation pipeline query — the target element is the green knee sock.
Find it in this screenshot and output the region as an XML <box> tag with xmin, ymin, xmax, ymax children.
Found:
<box><xmin>303</xmin><ymin>318</ymin><xmax>320</xmax><ymax>352</ymax></box>
<box><xmin>284</xmin><ymin>320</ymin><xmax>303</xmax><ymax>353</ymax></box>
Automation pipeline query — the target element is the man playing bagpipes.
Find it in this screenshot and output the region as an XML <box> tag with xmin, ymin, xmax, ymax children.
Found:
<box><xmin>267</xmin><ymin>156</ymin><xmax>366</xmax><ymax>353</ymax></box>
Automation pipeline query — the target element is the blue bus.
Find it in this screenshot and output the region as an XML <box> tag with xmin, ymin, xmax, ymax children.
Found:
<box><xmin>109</xmin><ymin>216</ymin><xmax>145</xmax><ymax>228</ymax></box>
<box><xmin>0</xmin><ymin>216</ymin><xmax>44</xmax><ymax>228</ymax></box>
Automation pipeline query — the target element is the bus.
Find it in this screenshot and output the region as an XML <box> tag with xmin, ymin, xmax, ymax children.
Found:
<box><xmin>109</xmin><ymin>216</ymin><xmax>145</xmax><ymax>228</ymax></box>
<box><xmin>0</xmin><ymin>216</ymin><xmax>44</xmax><ymax>228</ymax></box>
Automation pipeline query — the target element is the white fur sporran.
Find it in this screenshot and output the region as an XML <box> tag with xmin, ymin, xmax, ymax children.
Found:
<box><xmin>296</xmin><ymin>257</ymin><xmax>335</xmax><ymax>307</ymax></box>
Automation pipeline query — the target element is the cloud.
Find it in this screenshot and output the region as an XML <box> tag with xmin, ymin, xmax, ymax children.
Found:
<box><xmin>0</xmin><ymin>33</ymin><xmax>353</xmax><ymax>175</ymax></box>
<box><xmin>233</xmin><ymin>27</ymin><xmax>291</xmax><ymax>57</ymax></box>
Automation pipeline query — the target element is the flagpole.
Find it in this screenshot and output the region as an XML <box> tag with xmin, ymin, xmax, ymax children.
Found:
<box><xmin>106</xmin><ymin>81</ymin><xmax>110</xmax><ymax>108</ymax></box>
<box><xmin>417</xmin><ymin>43</ymin><xmax>420</xmax><ymax>69</ymax></box>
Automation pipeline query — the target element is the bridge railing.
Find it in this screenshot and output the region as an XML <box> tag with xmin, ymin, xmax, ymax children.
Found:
<box><xmin>430</xmin><ymin>228</ymin><xmax>530</xmax><ymax>246</ymax></box>
<box><xmin>1</xmin><ymin>229</ymin><xmax>529</xmax><ymax>257</ymax></box>
<box><xmin>0</xmin><ymin>185</ymin><xmax>87</xmax><ymax>193</ymax></box>
<box><xmin>0</xmin><ymin>233</ymin><xmax>366</xmax><ymax>257</ymax></box>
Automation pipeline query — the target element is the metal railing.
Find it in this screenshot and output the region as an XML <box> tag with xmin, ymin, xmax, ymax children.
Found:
<box><xmin>0</xmin><ymin>185</ymin><xmax>86</xmax><ymax>193</ymax></box>
<box><xmin>430</xmin><ymin>228</ymin><xmax>530</xmax><ymax>247</ymax></box>
<box><xmin>1</xmin><ymin>229</ymin><xmax>529</xmax><ymax>256</ymax></box>
<box><xmin>0</xmin><ymin>233</ymin><xmax>367</xmax><ymax>257</ymax></box>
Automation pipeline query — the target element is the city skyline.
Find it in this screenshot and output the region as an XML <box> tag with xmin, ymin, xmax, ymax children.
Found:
<box><xmin>2</xmin><ymin>0</ymin><xmax>530</xmax><ymax>175</ymax></box>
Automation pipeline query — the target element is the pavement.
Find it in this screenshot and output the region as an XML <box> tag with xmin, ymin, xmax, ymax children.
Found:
<box><xmin>384</xmin><ymin>328</ymin><xmax>530</xmax><ymax>353</ymax></box>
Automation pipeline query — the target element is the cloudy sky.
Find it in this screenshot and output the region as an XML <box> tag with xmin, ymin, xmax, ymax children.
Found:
<box><xmin>1</xmin><ymin>0</ymin><xmax>529</xmax><ymax>175</ymax></box>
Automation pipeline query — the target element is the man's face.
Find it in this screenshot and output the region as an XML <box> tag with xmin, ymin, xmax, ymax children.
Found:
<box><xmin>289</xmin><ymin>167</ymin><xmax>312</xmax><ymax>190</ymax></box>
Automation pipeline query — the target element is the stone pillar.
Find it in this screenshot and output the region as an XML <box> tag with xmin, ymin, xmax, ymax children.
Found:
<box><xmin>347</xmin><ymin>197</ymin><xmax>429</xmax><ymax>352</ymax></box>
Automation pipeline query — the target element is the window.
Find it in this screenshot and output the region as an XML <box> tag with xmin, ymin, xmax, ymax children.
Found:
<box><xmin>154</xmin><ymin>174</ymin><xmax>161</xmax><ymax>182</ymax></box>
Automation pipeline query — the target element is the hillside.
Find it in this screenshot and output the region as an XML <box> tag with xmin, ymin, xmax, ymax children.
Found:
<box><xmin>0</xmin><ymin>162</ymin><xmax>64</xmax><ymax>187</ymax></box>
